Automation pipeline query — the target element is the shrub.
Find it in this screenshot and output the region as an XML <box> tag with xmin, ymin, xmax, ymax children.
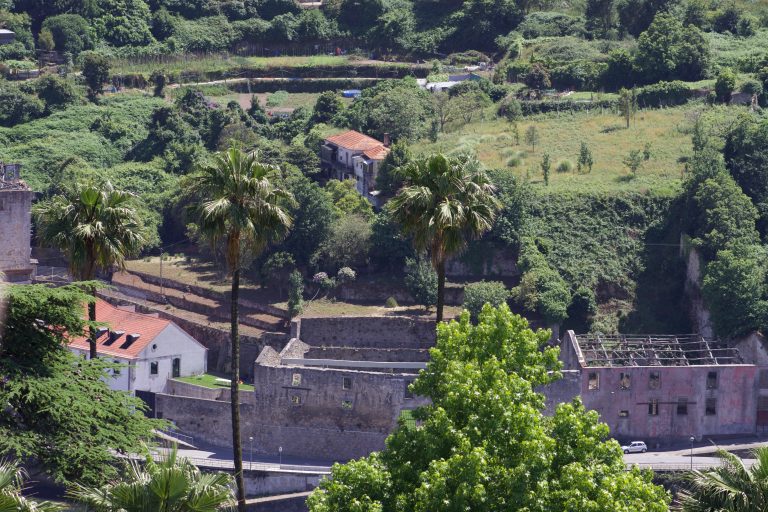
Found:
<box><xmin>35</xmin><ymin>75</ymin><xmax>79</xmax><ymax>113</ymax></box>
<box><xmin>741</xmin><ymin>78</ymin><xmax>763</xmax><ymax>96</ymax></box>
<box><xmin>80</xmin><ymin>51</ymin><xmax>111</xmax><ymax>101</ymax></box>
<box><xmin>513</xmin><ymin>239</ymin><xmax>571</xmax><ymax>325</ymax></box>
<box><xmin>267</xmin><ymin>90</ymin><xmax>289</xmax><ymax>107</ymax></box>
<box><xmin>42</xmin><ymin>14</ymin><xmax>94</xmax><ymax>57</ymax></box>
<box><xmin>636</xmin><ymin>81</ymin><xmax>692</xmax><ymax>108</ymax></box>
<box><xmin>463</xmin><ymin>281</ymin><xmax>510</xmax><ymax>319</ymax></box>
<box><xmin>385</xmin><ymin>296</ymin><xmax>399</xmax><ymax>308</ymax></box>
<box><xmin>261</xmin><ymin>252</ymin><xmax>297</xmax><ymax>296</ymax></box>
<box><xmin>516</xmin><ymin>12</ymin><xmax>585</xmax><ymax>39</ymax></box>
<box><xmin>288</xmin><ymin>270</ymin><xmax>304</xmax><ymax>318</ymax></box>
<box><xmin>715</xmin><ymin>68</ymin><xmax>736</xmax><ymax>103</ymax></box>
<box><xmin>150</xmin><ymin>70</ymin><xmax>167</xmax><ymax>97</ymax></box>
<box><xmin>404</xmin><ymin>256</ymin><xmax>437</xmax><ymax>309</ymax></box>
<box><xmin>336</xmin><ymin>266</ymin><xmax>356</xmax><ymax>284</ymax></box>
<box><xmin>497</xmin><ymin>95</ymin><xmax>522</xmax><ymax>121</ymax></box>
<box><xmin>0</xmin><ymin>83</ymin><xmax>44</xmax><ymax>127</ymax></box>
<box><xmin>555</xmin><ymin>159</ymin><xmax>574</xmax><ymax>173</ymax></box>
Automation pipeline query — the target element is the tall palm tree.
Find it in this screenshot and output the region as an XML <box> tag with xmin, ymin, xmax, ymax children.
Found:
<box><xmin>33</xmin><ymin>181</ymin><xmax>147</xmax><ymax>358</ymax></box>
<box><xmin>0</xmin><ymin>460</ymin><xmax>62</xmax><ymax>512</ymax></box>
<box><xmin>69</xmin><ymin>447</ymin><xmax>236</xmax><ymax>511</ymax></box>
<box><xmin>388</xmin><ymin>153</ymin><xmax>501</xmax><ymax>322</ymax></box>
<box><xmin>676</xmin><ymin>447</ymin><xmax>768</xmax><ymax>511</ymax></box>
<box><xmin>186</xmin><ymin>147</ymin><xmax>294</xmax><ymax>512</ymax></box>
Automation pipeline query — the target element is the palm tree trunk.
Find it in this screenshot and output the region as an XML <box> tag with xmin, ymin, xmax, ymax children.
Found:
<box><xmin>436</xmin><ymin>259</ymin><xmax>446</xmax><ymax>323</ymax></box>
<box><xmin>230</xmin><ymin>267</ymin><xmax>246</xmax><ymax>512</ymax></box>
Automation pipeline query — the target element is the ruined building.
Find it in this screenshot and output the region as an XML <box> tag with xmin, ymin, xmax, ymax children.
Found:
<box><xmin>0</xmin><ymin>163</ymin><xmax>36</xmax><ymax>283</ymax></box>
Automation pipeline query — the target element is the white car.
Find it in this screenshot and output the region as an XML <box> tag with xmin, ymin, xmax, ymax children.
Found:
<box><xmin>621</xmin><ymin>441</ymin><xmax>648</xmax><ymax>454</ymax></box>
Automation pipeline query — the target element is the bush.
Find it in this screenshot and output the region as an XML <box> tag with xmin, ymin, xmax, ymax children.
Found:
<box><xmin>288</xmin><ymin>270</ymin><xmax>304</xmax><ymax>318</ymax></box>
<box><xmin>715</xmin><ymin>68</ymin><xmax>736</xmax><ymax>104</ymax></box>
<box><xmin>385</xmin><ymin>296</ymin><xmax>399</xmax><ymax>308</ymax></box>
<box><xmin>555</xmin><ymin>159</ymin><xmax>574</xmax><ymax>173</ymax></box>
<box><xmin>404</xmin><ymin>256</ymin><xmax>437</xmax><ymax>309</ymax></box>
<box><xmin>513</xmin><ymin>239</ymin><xmax>571</xmax><ymax>325</ymax></box>
<box><xmin>497</xmin><ymin>95</ymin><xmax>522</xmax><ymax>121</ymax></box>
<box><xmin>0</xmin><ymin>83</ymin><xmax>44</xmax><ymax>127</ymax></box>
<box><xmin>34</xmin><ymin>75</ymin><xmax>79</xmax><ymax>113</ymax></box>
<box><xmin>516</xmin><ymin>12</ymin><xmax>585</xmax><ymax>39</ymax></box>
<box><xmin>261</xmin><ymin>251</ymin><xmax>296</xmax><ymax>296</ymax></box>
<box><xmin>336</xmin><ymin>266</ymin><xmax>356</xmax><ymax>284</ymax></box>
<box><xmin>740</xmin><ymin>78</ymin><xmax>763</xmax><ymax>97</ymax></box>
<box><xmin>463</xmin><ymin>281</ymin><xmax>510</xmax><ymax>320</ymax></box>
<box><xmin>42</xmin><ymin>14</ymin><xmax>94</xmax><ymax>57</ymax></box>
<box><xmin>635</xmin><ymin>81</ymin><xmax>692</xmax><ymax>108</ymax></box>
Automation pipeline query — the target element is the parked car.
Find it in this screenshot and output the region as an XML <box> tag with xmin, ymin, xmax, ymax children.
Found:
<box><xmin>621</xmin><ymin>441</ymin><xmax>648</xmax><ymax>454</ymax></box>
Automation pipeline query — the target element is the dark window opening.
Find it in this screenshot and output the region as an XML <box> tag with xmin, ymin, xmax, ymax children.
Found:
<box><xmin>291</xmin><ymin>395</ymin><xmax>302</xmax><ymax>405</ymax></box>
<box><xmin>292</xmin><ymin>373</ymin><xmax>301</xmax><ymax>386</ymax></box>
<box><xmin>619</xmin><ymin>372</ymin><xmax>631</xmax><ymax>390</ymax></box>
<box><xmin>588</xmin><ymin>372</ymin><xmax>599</xmax><ymax>390</ymax></box>
<box><xmin>677</xmin><ymin>398</ymin><xmax>688</xmax><ymax>415</ymax></box>
<box><xmin>342</xmin><ymin>377</ymin><xmax>352</xmax><ymax>390</ymax></box>
<box><xmin>707</xmin><ymin>371</ymin><xmax>718</xmax><ymax>389</ymax></box>
<box><xmin>619</xmin><ymin>410</ymin><xmax>629</xmax><ymax>418</ymax></box>
<box><xmin>648</xmin><ymin>399</ymin><xmax>658</xmax><ymax>416</ymax></box>
<box><xmin>706</xmin><ymin>397</ymin><xmax>717</xmax><ymax>415</ymax></box>
<box><xmin>150</xmin><ymin>361</ymin><xmax>158</xmax><ymax>375</ymax></box>
<box><xmin>649</xmin><ymin>371</ymin><xmax>660</xmax><ymax>389</ymax></box>
<box><xmin>113</xmin><ymin>360</ymin><xmax>121</xmax><ymax>376</ymax></box>
<box><xmin>172</xmin><ymin>358</ymin><xmax>180</xmax><ymax>378</ymax></box>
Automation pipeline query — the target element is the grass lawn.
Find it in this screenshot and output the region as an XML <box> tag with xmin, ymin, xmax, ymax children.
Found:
<box><xmin>175</xmin><ymin>373</ymin><xmax>255</xmax><ymax>392</ymax></box>
<box><xmin>126</xmin><ymin>257</ymin><xmax>260</xmax><ymax>296</ymax></box>
<box><xmin>417</xmin><ymin>103</ymin><xmax>738</xmax><ymax>194</ymax></box>
<box><xmin>276</xmin><ymin>298</ymin><xmax>463</xmax><ymax>319</ymax></box>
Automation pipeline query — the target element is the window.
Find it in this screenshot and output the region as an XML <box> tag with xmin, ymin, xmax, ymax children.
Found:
<box><xmin>150</xmin><ymin>361</ymin><xmax>158</xmax><ymax>375</ymax></box>
<box><xmin>291</xmin><ymin>395</ymin><xmax>302</xmax><ymax>405</ymax></box>
<box><xmin>648</xmin><ymin>399</ymin><xmax>659</xmax><ymax>416</ymax></box>
<box><xmin>649</xmin><ymin>371</ymin><xmax>660</xmax><ymax>389</ymax></box>
<box><xmin>707</xmin><ymin>371</ymin><xmax>718</xmax><ymax>389</ymax></box>
<box><xmin>588</xmin><ymin>372</ymin><xmax>599</xmax><ymax>390</ymax></box>
<box><xmin>677</xmin><ymin>398</ymin><xmax>688</xmax><ymax>415</ymax></box>
<box><xmin>172</xmin><ymin>358</ymin><xmax>180</xmax><ymax>378</ymax></box>
<box><xmin>619</xmin><ymin>410</ymin><xmax>629</xmax><ymax>418</ymax></box>
<box><xmin>760</xmin><ymin>370</ymin><xmax>768</xmax><ymax>389</ymax></box>
<box><xmin>706</xmin><ymin>397</ymin><xmax>717</xmax><ymax>416</ymax></box>
<box><xmin>619</xmin><ymin>372</ymin><xmax>631</xmax><ymax>390</ymax></box>
<box><xmin>292</xmin><ymin>373</ymin><xmax>302</xmax><ymax>386</ymax></box>
<box><xmin>341</xmin><ymin>400</ymin><xmax>353</xmax><ymax>410</ymax></box>
<box><xmin>342</xmin><ymin>377</ymin><xmax>352</xmax><ymax>390</ymax></box>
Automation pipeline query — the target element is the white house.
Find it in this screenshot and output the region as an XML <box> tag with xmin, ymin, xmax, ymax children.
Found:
<box><xmin>320</xmin><ymin>130</ymin><xmax>390</xmax><ymax>206</ymax></box>
<box><xmin>69</xmin><ymin>299</ymin><xmax>207</xmax><ymax>393</ymax></box>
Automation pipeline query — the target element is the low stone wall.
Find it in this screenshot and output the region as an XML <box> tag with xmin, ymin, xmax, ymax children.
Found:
<box><xmin>251</xmin><ymin>424</ymin><xmax>388</xmax><ymax>462</ymax></box>
<box><xmin>246</xmin><ymin>494</ymin><xmax>309</xmax><ymax>512</ymax></box>
<box><xmin>156</xmin><ymin>393</ymin><xmax>247</xmax><ymax>446</ymax></box>
<box><xmin>293</xmin><ymin>316</ymin><xmax>436</xmax><ymax>349</ymax></box>
<box><xmin>335</xmin><ymin>282</ymin><xmax>464</xmax><ymax>306</ymax></box>
<box><xmin>304</xmin><ymin>346</ymin><xmax>431</xmax><ymax>362</ymax></box>
<box><xmin>245</xmin><ymin>474</ymin><xmax>320</xmax><ymax>498</ymax></box>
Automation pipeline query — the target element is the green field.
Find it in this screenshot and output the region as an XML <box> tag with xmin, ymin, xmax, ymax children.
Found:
<box><xmin>175</xmin><ymin>374</ymin><xmax>255</xmax><ymax>392</ymax></box>
<box><xmin>417</xmin><ymin>103</ymin><xmax>749</xmax><ymax>194</ymax></box>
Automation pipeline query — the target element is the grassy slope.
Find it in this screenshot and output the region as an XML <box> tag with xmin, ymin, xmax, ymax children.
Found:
<box><xmin>417</xmin><ymin>103</ymin><xmax>728</xmax><ymax>194</ymax></box>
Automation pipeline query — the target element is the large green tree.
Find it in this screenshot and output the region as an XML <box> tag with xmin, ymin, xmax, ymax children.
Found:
<box><xmin>33</xmin><ymin>180</ymin><xmax>147</xmax><ymax>359</ymax></box>
<box><xmin>70</xmin><ymin>447</ymin><xmax>236</xmax><ymax>511</ymax></box>
<box><xmin>185</xmin><ymin>147</ymin><xmax>294</xmax><ymax>512</ymax></box>
<box><xmin>307</xmin><ymin>305</ymin><xmax>670</xmax><ymax>511</ymax></box>
<box><xmin>635</xmin><ymin>14</ymin><xmax>709</xmax><ymax>83</ymax></box>
<box><xmin>0</xmin><ymin>284</ymin><xmax>161</xmax><ymax>486</ymax></box>
<box><xmin>677</xmin><ymin>447</ymin><xmax>768</xmax><ymax>511</ymax></box>
<box><xmin>388</xmin><ymin>153</ymin><xmax>500</xmax><ymax>322</ymax></box>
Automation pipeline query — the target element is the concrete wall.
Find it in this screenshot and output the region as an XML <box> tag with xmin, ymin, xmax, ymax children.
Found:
<box><xmin>539</xmin><ymin>370</ymin><xmax>581</xmax><ymax>414</ymax></box>
<box><xmin>580</xmin><ymin>364</ymin><xmax>758</xmax><ymax>444</ymax></box>
<box><xmin>133</xmin><ymin>324</ymin><xmax>208</xmax><ymax>393</ymax></box>
<box><xmin>0</xmin><ymin>187</ymin><xmax>34</xmax><ymax>282</ymax></box>
<box><xmin>155</xmin><ymin>393</ymin><xmax>246</xmax><ymax>446</ymax></box>
<box><xmin>293</xmin><ymin>316</ymin><xmax>435</xmax><ymax>349</ymax></box>
<box><xmin>304</xmin><ymin>346</ymin><xmax>430</xmax><ymax>362</ymax></box>
<box><xmin>164</xmin><ymin>379</ymin><xmax>257</xmax><ymax>403</ymax></box>
<box><xmin>244</xmin><ymin>473</ymin><xmax>320</xmax><ymax>497</ymax></box>
<box><xmin>684</xmin><ymin>247</ymin><xmax>714</xmax><ymax>338</ymax></box>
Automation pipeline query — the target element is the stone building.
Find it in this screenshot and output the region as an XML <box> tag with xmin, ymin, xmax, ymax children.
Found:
<box><xmin>546</xmin><ymin>331</ymin><xmax>760</xmax><ymax>446</ymax></box>
<box><xmin>0</xmin><ymin>163</ymin><xmax>36</xmax><ymax>283</ymax></box>
<box><xmin>320</xmin><ymin>130</ymin><xmax>390</xmax><ymax>206</ymax></box>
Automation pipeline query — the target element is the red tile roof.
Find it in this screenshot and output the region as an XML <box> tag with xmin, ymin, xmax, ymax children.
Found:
<box><xmin>362</xmin><ymin>145</ymin><xmax>390</xmax><ymax>160</ymax></box>
<box><xmin>325</xmin><ymin>130</ymin><xmax>385</xmax><ymax>151</ymax></box>
<box><xmin>69</xmin><ymin>299</ymin><xmax>171</xmax><ymax>360</ymax></box>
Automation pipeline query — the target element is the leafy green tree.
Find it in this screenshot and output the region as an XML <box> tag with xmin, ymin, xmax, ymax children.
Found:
<box><xmin>92</xmin><ymin>0</ymin><xmax>154</xmax><ymax>47</ymax></box>
<box><xmin>677</xmin><ymin>447</ymin><xmax>768</xmax><ymax>511</ymax></box>
<box><xmin>524</xmin><ymin>62</ymin><xmax>551</xmax><ymax>90</ymax></box>
<box><xmin>70</xmin><ymin>447</ymin><xmax>236</xmax><ymax>511</ymax></box>
<box><xmin>724</xmin><ymin>116</ymin><xmax>768</xmax><ymax>235</ymax></box>
<box><xmin>312</xmin><ymin>214</ymin><xmax>372</xmax><ymax>271</ymax></box>
<box><xmin>578</xmin><ymin>142</ymin><xmax>594</xmax><ymax>173</ymax></box>
<box><xmin>375</xmin><ymin>141</ymin><xmax>412</xmax><ymax>198</ymax></box>
<box><xmin>42</xmin><ymin>14</ymin><xmax>93</xmax><ymax>56</ymax></box>
<box><xmin>260</xmin><ymin>251</ymin><xmax>296</xmax><ymax>297</ymax></box>
<box><xmin>541</xmin><ymin>152</ymin><xmax>551</xmax><ymax>185</ymax></box>
<box><xmin>33</xmin><ymin>181</ymin><xmax>147</xmax><ymax>359</ymax></box>
<box><xmin>0</xmin><ymin>83</ymin><xmax>44</xmax><ymax>127</ymax></box>
<box><xmin>585</xmin><ymin>0</ymin><xmax>615</xmax><ymax>36</ymax></box>
<box><xmin>324</xmin><ymin>179</ymin><xmax>374</xmax><ymax>221</ymax></box>
<box><xmin>185</xmin><ymin>148</ymin><xmax>294</xmax><ymax>512</ymax></box>
<box><xmin>702</xmin><ymin>243</ymin><xmax>767</xmax><ymax>339</ymax></box>
<box><xmin>34</xmin><ymin>74</ymin><xmax>79</xmax><ymax>113</ymax></box>
<box><xmin>451</xmin><ymin>88</ymin><xmax>492</xmax><ymax>125</ymax></box>
<box><xmin>0</xmin><ymin>460</ymin><xmax>62</xmax><ymax>511</ymax></box>
<box><xmin>287</xmin><ymin>270</ymin><xmax>304</xmax><ymax>318</ymax></box>
<box><xmin>79</xmin><ymin>50</ymin><xmax>110</xmax><ymax>102</ymax></box>
<box><xmin>150</xmin><ymin>69</ymin><xmax>167</xmax><ymax>97</ymax></box>
<box><xmin>513</xmin><ymin>238</ymin><xmax>571</xmax><ymax>324</ymax></box>
<box><xmin>370</xmin><ymin>209</ymin><xmax>414</xmax><ymax>271</ymax></box>
<box><xmin>311</xmin><ymin>91</ymin><xmax>343</xmax><ymax>124</ymax></box>
<box><xmin>344</xmin><ymin>80</ymin><xmax>433</xmax><ymax>141</ymax></box>
<box><xmin>308</xmin><ymin>305</ymin><xmax>670</xmax><ymax>512</ymax></box>
<box><xmin>525</xmin><ymin>125</ymin><xmax>539</xmax><ymax>152</ymax></box>
<box><xmin>0</xmin><ymin>284</ymin><xmax>162</xmax><ymax>486</ymax></box>
<box><xmin>715</xmin><ymin>67</ymin><xmax>736</xmax><ymax>104</ymax></box>
<box><xmin>462</xmin><ymin>280</ymin><xmax>510</xmax><ymax>320</ymax></box>
<box><xmin>623</xmin><ymin>149</ymin><xmax>643</xmax><ymax>176</ymax></box>
<box><xmin>616</xmin><ymin>0</ymin><xmax>675</xmax><ymax>37</ymax></box>
<box><xmin>635</xmin><ymin>14</ymin><xmax>709</xmax><ymax>82</ymax></box>
<box><xmin>389</xmin><ymin>154</ymin><xmax>501</xmax><ymax>322</ymax></box>
<box><xmin>404</xmin><ymin>256</ymin><xmax>437</xmax><ymax>310</ymax></box>
<box><xmin>618</xmin><ymin>87</ymin><xmax>637</xmax><ymax>128</ymax></box>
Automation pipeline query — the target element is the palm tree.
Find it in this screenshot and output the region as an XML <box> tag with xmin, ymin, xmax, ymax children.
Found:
<box><xmin>388</xmin><ymin>153</ymin><xmax>501</xmax><ymax>322</ymax></box>
<box><xmin>33</xmin><ymin>181</ymin><xmax>147</xmax><ymax>358</ymax></box>
<box><xmin>676</xmin><ymin>447</ymin><xmax>768</xmax><ymax>511</ymax></box>
<box><xmin>69</xmin><ymin>447</ymin><xmax>236</xmax><ymax>511</ymax></box>
<box><xmin>186</xmin><ymin>147</ymin><xmax>294</xmax><ymax>512</ymax></box>
<box><xmin>0</xmin><ymin>460</ymin><xmax>62</xmax><ymax>511</ymax></box>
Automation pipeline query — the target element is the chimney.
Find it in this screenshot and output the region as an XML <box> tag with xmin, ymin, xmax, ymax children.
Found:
<box><xmin>383</xmin><ymin>133</ymin><xmax>391</xmax><ymax>147</ymax></box>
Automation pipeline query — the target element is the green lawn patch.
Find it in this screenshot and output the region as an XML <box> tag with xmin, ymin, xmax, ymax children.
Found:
<box><xmin>175</xmin><ymin>374</ymin><xmax>254</xmax><ymax>392</ymax></box>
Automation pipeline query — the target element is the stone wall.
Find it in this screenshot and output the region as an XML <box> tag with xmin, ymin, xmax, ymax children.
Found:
<box><xmin>304</xmin><ymin>346</ymin><xmax>431</xmax><ymax>362</ymax></box>
<box><xmin>246</xmin><ymin>493</ymin><xmax>309</xmax><ymax>512</ymax></box>
<box><xmin>164</xmin><ymin>379</ymin><xmax>257</xmax><ymax>404</ymax></box>
<box><xmin>539</xmin><ymin>370</ymin><xmax>581</xmax><ymax>414</ymax></box>
<box><xmin>293</xmin><ymin>316</ymin><xmax>435</xmax><ymax>349</ymax></box>
<box><xmin>684</xmin><ymin>246</ymin><xmax>714</xmax><ymax>338</ymax></box>
<box><xmin>0</xmin><ymin>186</ymin><xmax>35</xmax><ymax>282</ymax></box>
<box><xmin>156</xmin><ymin>393</ymin><xmax>245</xmax><ymax>446</ymax></box>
